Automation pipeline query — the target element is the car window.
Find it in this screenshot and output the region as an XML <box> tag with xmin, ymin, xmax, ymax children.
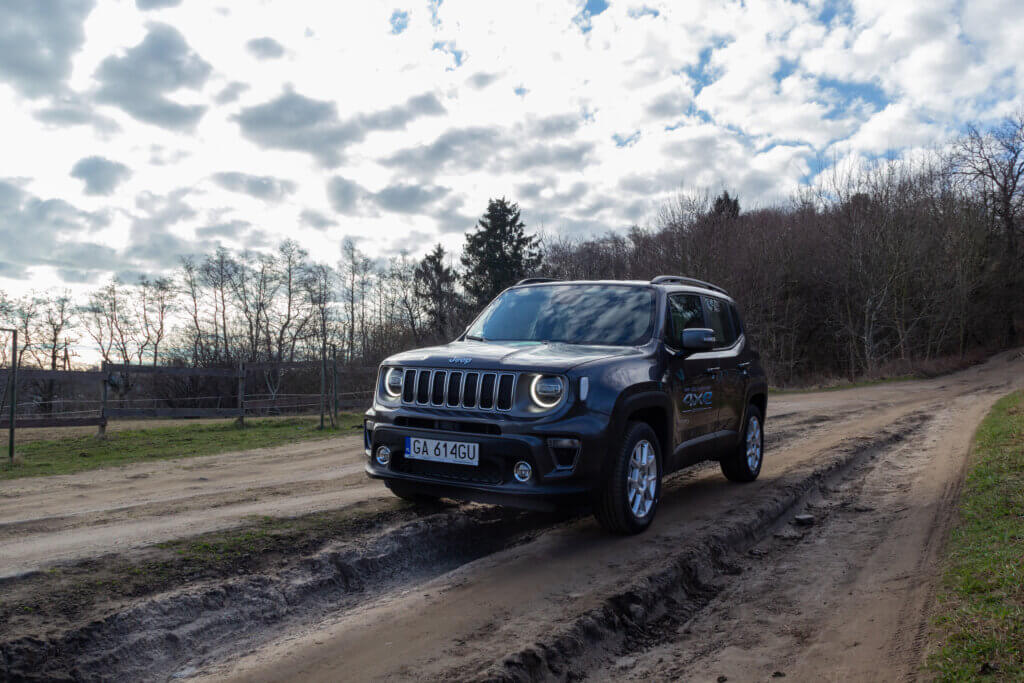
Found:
<box><xmin>667</xmin><ymin>294</ymin><xmax>704</xmax><ymax>342</ymax></box>
<box><xmin>466</xmin><ymin>284</ymin><xmax>656</xmax><ymax>346</ymax></box>
<box><xmin>729</xmin><ymin>303</ymin><xmax>744</xmax><ymax>337</ymax></box>
<box><xmin>703</xmin><ymin>296</ymin><xmax>736</xmax><ymax>347</ymax></box>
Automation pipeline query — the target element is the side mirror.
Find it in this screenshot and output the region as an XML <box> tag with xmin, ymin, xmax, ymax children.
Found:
<box><xmin>680</xmin><ymin>328</ymin><xmax>716</xmax><ymax>352</ymax></box>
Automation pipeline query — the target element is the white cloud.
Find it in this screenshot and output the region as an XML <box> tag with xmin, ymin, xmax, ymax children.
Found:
<box><xmin>0</xmin><ymin>0</ymin><xmax>1021</xmax><ymax>296</ymax></box>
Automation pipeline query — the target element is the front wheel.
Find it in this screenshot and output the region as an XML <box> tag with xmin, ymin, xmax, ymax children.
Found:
<box><xmin>593</xmin><ymin>421</ymin><xmax>662</xmax><ymax>535</ymax></box>
<box><xmin>720</xmin><ymin>404</ymin><xmax>764</xmax><ymax>482</ymax></box>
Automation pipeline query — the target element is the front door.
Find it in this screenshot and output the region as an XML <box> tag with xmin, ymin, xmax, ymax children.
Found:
<box><xmin>665</xmin><ymin>293</ymin><xmax>720</xmax><ymax>469</ymax></box>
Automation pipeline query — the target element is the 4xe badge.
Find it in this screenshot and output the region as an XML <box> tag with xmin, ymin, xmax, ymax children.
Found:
<box><xmin>683</xmin><ymin>390</ymin><xmax>713</xmax><ymax>409</ymax></box>
<box><xmin>448</xmin><ymin>357</ymin><xmax>471</xmax><ymax>365</ymax></box>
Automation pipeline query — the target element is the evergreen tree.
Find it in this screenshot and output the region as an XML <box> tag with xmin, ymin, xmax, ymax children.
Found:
<box><xmin>460</xmin><ymin>197</ymin><xmax>542</xmax><ymax>309</ymax></box>
<box><xmin>414</xmin><ymin>243</ymin><xmax>459</xmax><ymax>337</ymax></box>
<box><xmin>711</xmin><ymin>190</ymin><xmax>740</xmax><ymax>219</ymax></box>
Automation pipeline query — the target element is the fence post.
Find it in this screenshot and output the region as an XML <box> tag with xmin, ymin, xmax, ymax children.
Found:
<box><xmin>332</xmin><ymin>345</ymin><xmax>338</xmax><ymax>428</ymax></box>
<box><xmin>7</xmin><ymin>329</ymin><xmax>16</xmax><ymax>466</ymax></box>
<box><xmin>319</xmin><ymin>345</ymin><xmax>326</xmax><ymax>430</ymax></box>
<box><xmin>236</xmin><ymin>362</ymin><xmax>245</xmax><ymax>428</ymax></box>
<box><xmin>97</xmin><ymin>361</ymin><xmax>108</xmax><ymax>439</ymax></box>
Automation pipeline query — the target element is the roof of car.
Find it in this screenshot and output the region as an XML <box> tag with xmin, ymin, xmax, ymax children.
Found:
<box><xmin>511</xmin><ymin>278</ymin><xmax>734</xmax><ymax>301</ymax></box>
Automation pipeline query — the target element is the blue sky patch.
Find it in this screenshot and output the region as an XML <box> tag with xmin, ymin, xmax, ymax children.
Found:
<box><xmin>628</xmin><ymin>6</ymin><xmax>660</xmax><ymax>19</ymax></box>
<box><xmin>432</xmin><ymin>40</ymin><xmax>464</xmax><ymax>68</ymax></box>
<box><xmin>575</xmin><ymin>0</ymin><xmax>609</xmax><ymax>33</ymax></box>
<box><xmin>613</xmin><ymin>131</ymin><xmax>641</xmax><ymax>147</ymax></box>
<box><xmin>818</xmin><ymin>77</ymin><xmax>888</xmax><ymax>118</ymax></box>
<box><xmin>389</xmin><ymin>10</ymin><xmax>409</xmax><ymax>34</ymax></box>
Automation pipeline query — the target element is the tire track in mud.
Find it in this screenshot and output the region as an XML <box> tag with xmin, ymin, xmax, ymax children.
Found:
<box><xmin>0</xmin><ymin>505</ymin><xmax>571</xmax><ymax>682</ymax></box>
<box><xmin>471</xmin><ymin>413</ymin><xmax>932</xmax><ymax>683</ymax></box>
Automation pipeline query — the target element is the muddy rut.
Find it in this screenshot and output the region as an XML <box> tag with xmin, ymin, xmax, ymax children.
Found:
<box><xmin>1</xmin><ymin>350</ymin><xmax>1022</xmax><ymax>681</ymax></box>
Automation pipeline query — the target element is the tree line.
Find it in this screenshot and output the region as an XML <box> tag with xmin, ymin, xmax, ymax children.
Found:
<box><xmin>1</xmin><ymin>114</ymin><xmax>1021</xmax><ymax>387</ymax></box>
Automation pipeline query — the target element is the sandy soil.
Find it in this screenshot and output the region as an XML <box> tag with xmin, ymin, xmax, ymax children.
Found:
<box><xmin>1</xmin><ymin>350</ymin><xmax>1021</xmax><ymax>681</ymax></box>
<box><xmin>0</xmin><ymin>435</ymin><xmax>372</xmax><ymax>578</ymax></box>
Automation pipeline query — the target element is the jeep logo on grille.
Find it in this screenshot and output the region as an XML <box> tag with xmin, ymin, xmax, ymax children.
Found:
<box><xmin>448</xmin><ymin>357</ymin><xmax>472</xmax><ymax>365</ymax></box>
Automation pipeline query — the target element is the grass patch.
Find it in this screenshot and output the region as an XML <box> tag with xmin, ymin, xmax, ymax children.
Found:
<box><xmin>928</xmin><ymin>391</ymin><xmax>1024</xmax><ymax>680</ymax></box>
<box><xmin>0</xmin><ymin>414</ymin><xmax>363</xmax><ymax>480</ymax></box>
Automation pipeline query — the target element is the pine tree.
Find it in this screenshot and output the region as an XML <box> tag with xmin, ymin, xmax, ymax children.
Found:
<box><xmin>460</xmin><ymin>197</ymin><xmax>542</xmax><ymax>309</ymax></box>
<box><xmin>414</xmin><ymin>243</ymin><xmax>459</xmax><ymax>338</ymax></box>
<box><xmin>711</xmin><ymin>190</ymin><xmax>740</xmax><ymax>219</ymax></box>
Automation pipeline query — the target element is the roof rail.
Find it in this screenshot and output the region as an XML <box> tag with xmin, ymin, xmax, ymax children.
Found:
<box><xmin>514</xmin><ymin>277</ymin><xmax>559</xmax><ymax>286</ymax></box>
<box><xmin>650</xmin><ymin>275</ymin><xmax>728</xmax><ymax>295</ymax></box>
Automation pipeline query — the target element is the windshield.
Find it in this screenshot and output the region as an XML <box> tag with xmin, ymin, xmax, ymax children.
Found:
<box><xmin>466</xmin><ymin>284</ymin><xmax>656</xmax><ymax>346</ymax></box>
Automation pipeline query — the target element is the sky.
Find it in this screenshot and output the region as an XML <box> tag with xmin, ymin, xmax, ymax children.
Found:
<box><xmin>1</xmin><ymin>0</ymin><xmax>1022</xmax><ymax>300</ymax></box>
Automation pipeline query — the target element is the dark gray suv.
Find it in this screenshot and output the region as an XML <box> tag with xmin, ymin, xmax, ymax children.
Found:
<box><xmin>363</xmin><ymin>276</ymin><xmax>768</xmax><ymax>534</ymax></box>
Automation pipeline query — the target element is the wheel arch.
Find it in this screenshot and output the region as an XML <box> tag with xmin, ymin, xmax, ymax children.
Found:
<box><xmin>609</xmin><ymin>389</ymin><xmax>672</xmax><ymax>467</ymax></box>
<box><xmin>748</xmin><ymin>391</ymin><xmax>767</xmax><ymax>420</ymax></box>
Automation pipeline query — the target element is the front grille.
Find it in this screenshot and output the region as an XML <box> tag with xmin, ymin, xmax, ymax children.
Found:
<box><xmin>400</xmin><ymin>368</ymin><xmax>518</xmax><ymax>412</ymax></box>
<box><xmin>394</xmin><ymin>416</ymin><xmax>501</xmax><ymax>436</ymax></box>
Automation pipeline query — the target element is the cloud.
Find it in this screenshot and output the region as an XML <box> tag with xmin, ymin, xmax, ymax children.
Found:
<box><xmin>646</xmin><ymin>89</ymin><xmax>691</xmax><ymax>118</ymax></box>
<box><xmin>300</xmin><ymin>209</ymin><xmax>336</xmax><ymax>229</ymax></box>
<box><xmin>235</xmin><ymin>89</ymin><xmax>446</xmax><ymax>166</ymax></box>
<box><xmin>127</xmin><ymin>188</ymin><xmax>206</xmax><ymax>267</ymax></box>
<box><xmin>214</xmin><ymin>81</ymin><xmax>249</xmax><ymax>105</ymax></box>
<box><xmin>246</xmin><ymin>36</ymin><xmax>285</xmax><ymax>59</ymax></box>
<box><xmin>211</xmin><ymin>171</ymin><xmax>297</xmax><ymax>201</ymax></box>
<box><xmin>326</xmin><ymin>177</ymin><xmax>449</xmax><ymax>216</ymax></box>
<box><xmin>71</xmin><ymin>156</ymin><xmax>131</xmax><ymax>195</ymax></box>
<box><xmin>382</xmin><ymin>126</ymin><xmax>505</xmax><ymax>174</ymax></box>
<box><xmin>0</xmin><ymin>179</ymin><xmax>115</xmax><ymax>280</ymax></box>
<box><xmin>136</xmin><ymin>0</ymin><xmax>182</xmax><ymax>8</ymax></box>
<box><xmin>94</xmin><ymin>23</ymin><xmax>211</xmax><ymax>130</ymax></box>
<box><xmin>468</xmin><ymin>72</ymin><xmax>499</xmax><ymax>89</ymax></box>
<box><xmin>195</xmin><ymin>219</ymin><xmax>251</xmax><ymax>239</ymax></box>
<box><xmin>509</xmin><ymin>141</ymin><xmax>594</xmax><ymax>171</ymax></box>
<box><xmin>0</xmin><ymin>0</ymin><xmax>95</xmax><ymax>98</ymax></box>
<box><xmin>326</xmin><ymin>176</ymin><xmax>366</xmax><ymax>214</ymax></box>
<box><xmin>529</xmin><ymin>114</ymin><xmax>581</xmax><ymax>138</ymax></box>
<box><xmin>34</xmin><ymin>95</ymin><xmax>120</xmax><ymax>134</ymax></box>
<box><xmin>373</xmin><ymin>183</ymin><xmax>449</xmax><ymax>213</ymax></box>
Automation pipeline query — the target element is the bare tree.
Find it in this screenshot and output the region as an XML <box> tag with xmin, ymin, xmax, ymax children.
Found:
<box><xmin>953</xmin><ymin>112</ymin><xmax>1024</xmax><ymax>342</ymax></box>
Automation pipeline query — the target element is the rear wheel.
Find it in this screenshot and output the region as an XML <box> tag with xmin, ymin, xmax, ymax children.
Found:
<box><xmin>594</xmin><ymin>421</ymin><xmax>662</xmax><ymax>534</ymax></box>
<box><xmin>385</xmin><ymin>481</ymin><xmax>441</xmax><ymax>504</ymax></box>
<box><xmin>720</xmin><ymin>404</ymin><xmax>764</xmax><ymax>482</ymax></box>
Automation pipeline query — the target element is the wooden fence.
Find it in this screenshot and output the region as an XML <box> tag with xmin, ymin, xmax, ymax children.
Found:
<box><xmin>0</xmin><ymin>359</ymin><xmax>377</xmax><ymax>445</ymax></box>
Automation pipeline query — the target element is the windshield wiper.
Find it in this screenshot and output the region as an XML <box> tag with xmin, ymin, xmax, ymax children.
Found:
<box><xmin>465</xmin><ymin>334</ymin><xmax>486</xmax><ymax>341</ymax></box>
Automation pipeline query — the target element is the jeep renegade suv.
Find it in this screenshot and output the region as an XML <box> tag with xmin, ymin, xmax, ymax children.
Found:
<box><xmin>363</xmin><ymin>276</ymin><xmax>768</xmax><ymax>534</ymax></box>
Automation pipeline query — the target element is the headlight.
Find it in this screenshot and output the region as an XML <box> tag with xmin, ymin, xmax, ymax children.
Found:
<box><xmin>530</xmin><ymin>375</ymin><xmax>565</xmax><ymax>409</ymax></box>
<box><xmin>384</xmin><ymin>367</ymin><xmax>403</xmax><ymax>397</ymax></box>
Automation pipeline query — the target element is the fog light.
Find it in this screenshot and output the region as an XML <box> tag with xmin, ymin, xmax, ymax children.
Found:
<box><xmin>375</xmin><ymin>445</ymin><xmax>391</xmax><ymax>466</ymax></box>
<box><xmin>513</xmin><ymin>460</ymin><xmax>533</xmax><ymax>482</ymax></box>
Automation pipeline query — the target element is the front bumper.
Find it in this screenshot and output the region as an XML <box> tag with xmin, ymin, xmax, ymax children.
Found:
<box><xmin>363</xmin><ymin>404</ymin><xmax>612</xmax><ymax>509</ymax></box>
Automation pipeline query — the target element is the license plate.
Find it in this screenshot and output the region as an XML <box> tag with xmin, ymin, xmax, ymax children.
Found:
<box><xmin>404</xmin><ymin>436</ymin><xmax>479</xmax><ymax>467</ymax></box>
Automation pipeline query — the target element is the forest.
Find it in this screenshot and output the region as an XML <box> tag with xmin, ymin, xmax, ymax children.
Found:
<box><xmin>1</xmin><ymin>114</ymin><xmax>1021</xmax><ymax>387</ymax></box>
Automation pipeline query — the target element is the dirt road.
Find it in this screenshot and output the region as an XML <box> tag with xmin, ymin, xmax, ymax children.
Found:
<box><xmin>2</xmin><ymin>350</ymin><xmax>1022</xmax><ymax>681</ymax></box>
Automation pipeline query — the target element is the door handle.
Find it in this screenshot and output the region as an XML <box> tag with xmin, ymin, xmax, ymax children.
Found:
<box><xmin>706</xmin><ymin>366</ymin><xmax>721</xmax><ymax>373</ymax></box>
<box><xmin>738</xmin><ymin>361</ymin><xmax>751</xmax><ymax>368</ymax></box>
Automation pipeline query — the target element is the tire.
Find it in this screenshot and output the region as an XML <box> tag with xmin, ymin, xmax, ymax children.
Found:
<box><xmin>593</xmin><ymin>421</ymin><xmax>662</xmax><ymax>535</ymax></box>
<box><xmin>720</xmin><ymin>404</ymin><xmax>764</xmax><ymax>482</ymax></box>
<box><xmin>385</xmin><ymin>481</ymin><xmax>441</xmax><ymax>504</ymax></box>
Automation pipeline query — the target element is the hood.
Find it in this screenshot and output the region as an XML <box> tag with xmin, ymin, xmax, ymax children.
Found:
<box><xmin>384</xmin><ymin>340</ymin><xmax>644</xmax><ymax>373</ymax></box>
